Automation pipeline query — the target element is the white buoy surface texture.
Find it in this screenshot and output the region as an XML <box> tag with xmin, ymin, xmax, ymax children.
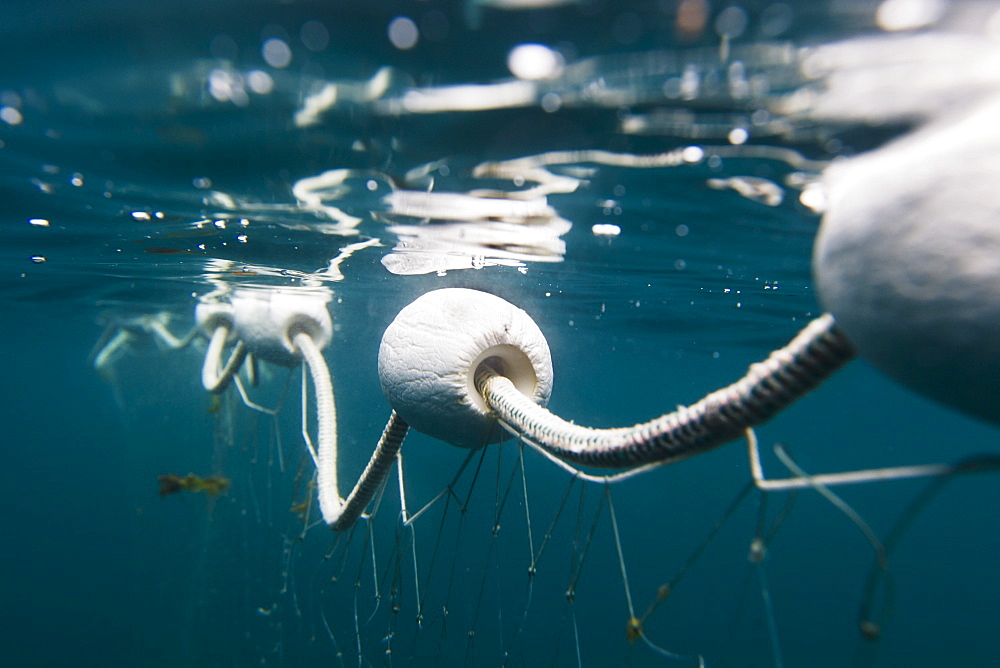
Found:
<box><xmin>814</xmin><ymin>97</ymin><xmax>1000</xmax><ymax>426</ymax></box>
<box><xmin>378</xmin><ymin>288</ymin><xmax>553</xmax><ymax>448</ymax></box>
<box><xmin>231</xmin><ymin>287</ymin><xmax>333</xmax><ymax>367</ymax></box>
<box><xmin>195</xmin><ymin>299</ymin><xmax>235</xmax><ymax>337</ymax></box>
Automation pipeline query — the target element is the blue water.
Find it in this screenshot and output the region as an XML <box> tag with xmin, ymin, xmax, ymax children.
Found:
<box><xmin>2</xmin><ymin>2</ymin><xmax>998</xmax><ymax>666</ymax></box>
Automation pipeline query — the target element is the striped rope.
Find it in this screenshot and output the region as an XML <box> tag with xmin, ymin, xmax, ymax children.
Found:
<box><xmin>477</xmin><ymin>314</ymin><xmax>855</xmax><ymax>470</ymax></box>
<box><xmin>329</xmin><ymin>411</ymin><xmax>409</xmax><ymax>531</ymax></box>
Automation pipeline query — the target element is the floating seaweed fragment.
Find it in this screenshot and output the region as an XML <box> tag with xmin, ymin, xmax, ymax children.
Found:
<box><xmin>157</xmin><ymin>473</ymin><xmax>231</xmax><ymax>497</ymax></box>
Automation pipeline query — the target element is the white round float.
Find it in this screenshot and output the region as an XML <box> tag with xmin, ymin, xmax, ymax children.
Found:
<box><xmin>231</xmin><ymin>287</ymin><xmax>333</xmax><ymax>368</ymax></box>
<box><xmin>814</xmin><ymin>97</ymin><xmax>1000</xmax><ymax>426</ymax></box>
<box><xmin>378</xmin><ymin>288</ymin><xmax>554</xmax><ymax>449</ymax></box>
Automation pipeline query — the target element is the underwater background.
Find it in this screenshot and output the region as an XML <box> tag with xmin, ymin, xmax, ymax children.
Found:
<box><xmin>1</xmin><ymin>1</ymin><xmax>998</xmax><ymax>666</ymax></box>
